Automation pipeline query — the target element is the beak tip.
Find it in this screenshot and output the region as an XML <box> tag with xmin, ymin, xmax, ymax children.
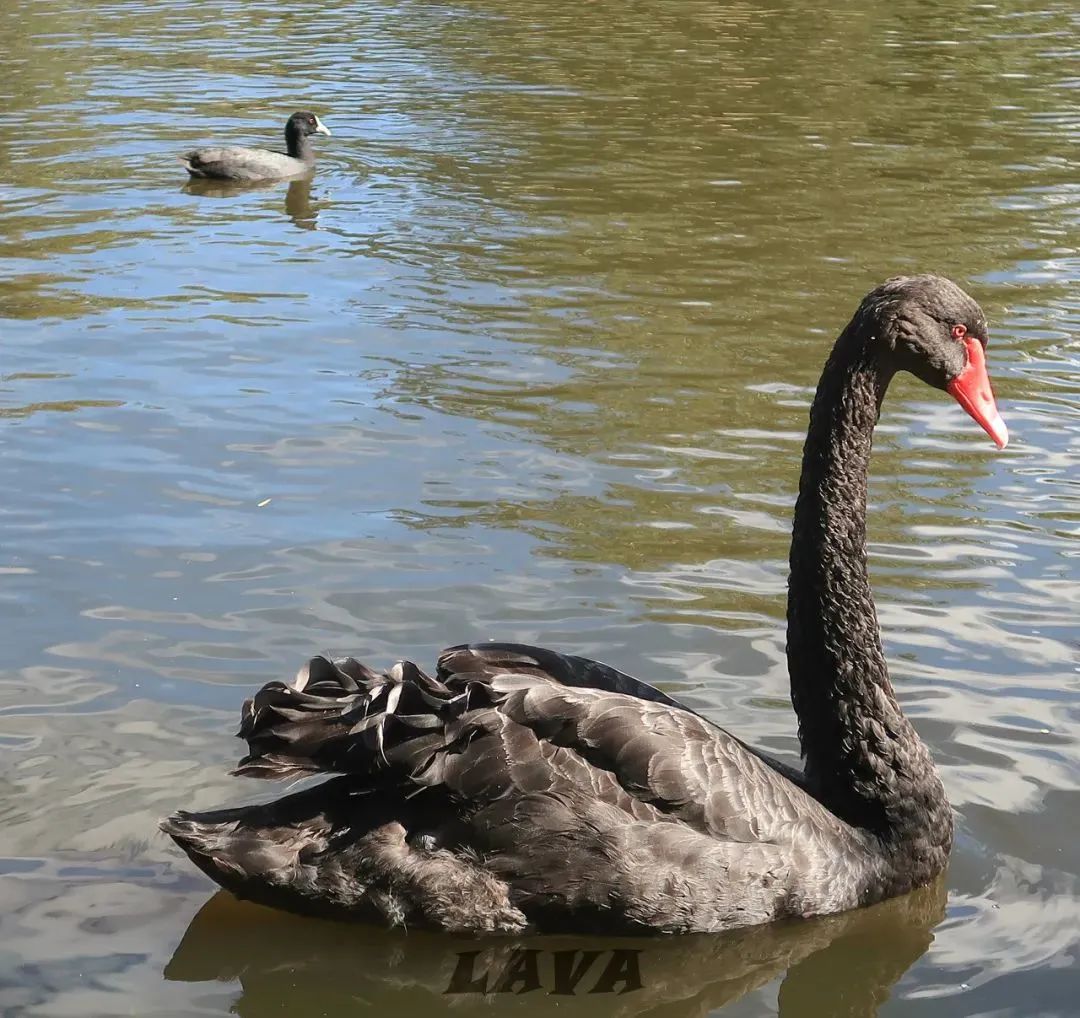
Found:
<box><xmin>985</xmin><ymin>410</ymin><xmax>1009</xmax><ymax>450</ymax></box>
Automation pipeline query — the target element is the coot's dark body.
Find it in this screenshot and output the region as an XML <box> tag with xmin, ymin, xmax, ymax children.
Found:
<box><xmin>180</xmin><ymin>111</ymin><xmax>331</xmax><ymax>181</ymax></box>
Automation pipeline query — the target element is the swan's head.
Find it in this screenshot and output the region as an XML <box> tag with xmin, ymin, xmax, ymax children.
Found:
<box><xmin>286</xmin><ymin>111</ymin><xmax>332</xmax><ymax>139</ymax></box>
<box><xmin>865</xmin><ymin>274</ymin><xmax>1008</xmax><ymax>449</ymax></box>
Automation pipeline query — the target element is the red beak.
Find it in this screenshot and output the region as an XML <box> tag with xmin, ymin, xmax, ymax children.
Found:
<box><xmin>946</xmin><ymin>336</ymin><xmax>1008</xmax><ymax>449</ymax></box>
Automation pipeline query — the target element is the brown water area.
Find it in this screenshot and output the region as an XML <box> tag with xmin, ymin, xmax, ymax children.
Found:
<box><xmin>1</xmin><ymin>0</ymin><xmax>1078</xmax><ymax>1015</ymax></box>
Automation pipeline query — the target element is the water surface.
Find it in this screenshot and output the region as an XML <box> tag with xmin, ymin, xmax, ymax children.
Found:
<box><xmin>1</xmin><ymin>0</ymin><xmax>1078</xmax><ymax>1015</ymax></box>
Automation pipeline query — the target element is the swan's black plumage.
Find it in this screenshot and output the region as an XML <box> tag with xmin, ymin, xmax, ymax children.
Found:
<box><xmin>162</xmin><ymin>275</ymin><xmax>1006</xmax><ymax>934</ymax></box>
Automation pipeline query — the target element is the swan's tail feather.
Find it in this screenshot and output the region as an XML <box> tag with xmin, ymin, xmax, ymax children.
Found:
<box><xmin>159</xmin><ymin>810</ymin><xmax>264</xmax><ymax>893</ymax></box>
<box><xmin>159</xmin><ymin>779</ymin><xmax>528</xmax><ymax>932</ymax></box>
<box><xmin>159</xmin><ymin>779</ymin><xmax>399</xmax><ymax>919</ymax></box>
<box><xmin>158</xmin><ymin>780</ymin><xmax>346</xmax><ymax>911</ymax></box>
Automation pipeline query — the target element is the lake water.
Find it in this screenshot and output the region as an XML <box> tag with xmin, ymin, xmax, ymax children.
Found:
<box><xmin>1</xmin><ymin>1</ymin><xmax>1078</xmax><ymax>1015</ymax></box>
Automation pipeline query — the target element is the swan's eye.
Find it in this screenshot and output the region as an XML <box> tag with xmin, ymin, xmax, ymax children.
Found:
<box><xmin>951</xmin><ymin>324</ymin><xmax>967</xmax><ymax>340</ymax></box>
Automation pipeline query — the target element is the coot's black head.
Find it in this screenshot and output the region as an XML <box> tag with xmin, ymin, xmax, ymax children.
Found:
<box><xmin>857</xmin><ymin>274</ymin><xmax>1007</xmax><ymax>447</ymax></box>
<box><xmin>285</xmin><ymin>111</ymin><xmax>331</xmax><ymax>141</ymax></box>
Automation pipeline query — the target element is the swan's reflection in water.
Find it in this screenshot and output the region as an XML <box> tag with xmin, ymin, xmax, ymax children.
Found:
<box><xmin>181</xmin><ymin>177</ymin><xmax>319</xmax><ymax>230</ymax></box>
<box><xmin>165</xmin><ymin>878</ymin><xmax>945</xmax><ymax>1017</ymax></box>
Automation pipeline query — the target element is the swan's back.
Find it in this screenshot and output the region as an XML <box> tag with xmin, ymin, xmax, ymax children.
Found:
<box><xmin>162</xmin><ymin>644</ymin><xmax>877</xmax><ymax>934</ymax></box>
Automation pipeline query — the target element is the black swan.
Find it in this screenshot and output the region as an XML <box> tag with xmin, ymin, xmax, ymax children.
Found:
<box><xmin>162</xmin><ymin>275</ymin><xmax>1008</xmax><ymax>935</ymax></box>
<box><xmin>179</xmin><ymin>111</ymin><xmax>331</xmax><ymax>181</ymax></box>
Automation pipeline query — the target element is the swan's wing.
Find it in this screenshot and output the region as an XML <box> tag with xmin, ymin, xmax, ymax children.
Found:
<box><xmin>438</xmin><ymin>642</ymin><xmax>809</xmax><ymax>787</ymax></box>
<box><xmin>436</xmin><ymin>642</ymin><xmax>694</xmax><ymax>710</ymax></box>
<box><xmin>234</xmin><ymin>650</ymin><xmax>833</xmax><ymax>848</ymax></box>
<box><xmin>165</xmin><ymin>650</ymin><xmax>867</xmax><ymax>932</ymax></box>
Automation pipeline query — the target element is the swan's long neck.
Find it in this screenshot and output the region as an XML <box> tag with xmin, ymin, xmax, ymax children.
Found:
<box><xmin>786</xmin><ymin>322</ymin><xmax>951</xmax><ymax>856</ymax></box>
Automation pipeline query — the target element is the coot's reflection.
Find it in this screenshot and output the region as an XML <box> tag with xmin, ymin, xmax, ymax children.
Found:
<box><xmin>181</xmin><ymin>177</ymin><xmax>319</xmax><ymax>230</ymax></box>
<box><xmin>165</xmin><ymin>878</ymin><xmax>945</xmax><ymax>1017</ymax></box>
